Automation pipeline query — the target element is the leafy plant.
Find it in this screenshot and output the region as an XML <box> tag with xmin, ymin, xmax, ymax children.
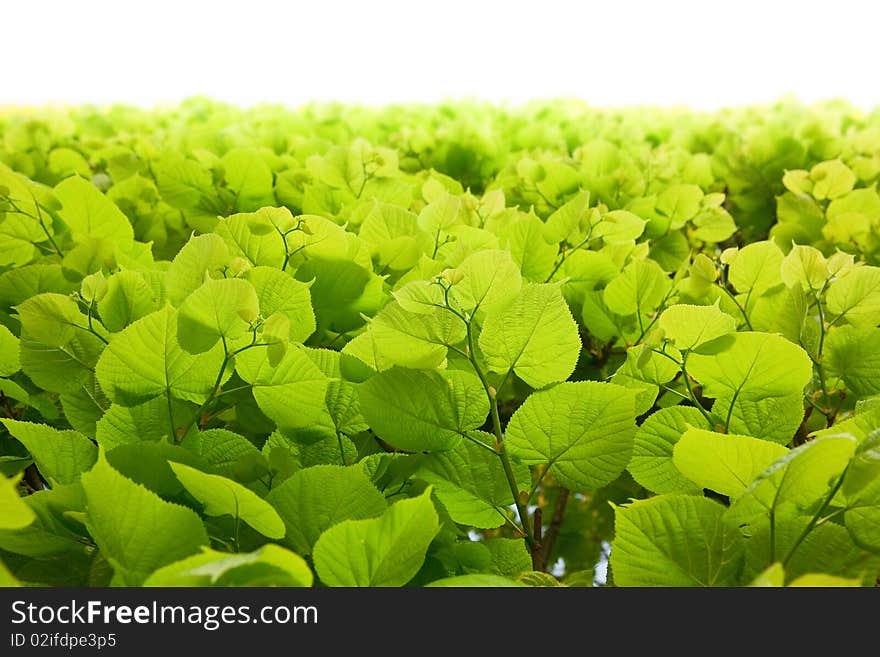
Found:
<box><xmin>1</xmin><ymin>99</ymin><xmax>879</xmax><ymax>587</ymax></box>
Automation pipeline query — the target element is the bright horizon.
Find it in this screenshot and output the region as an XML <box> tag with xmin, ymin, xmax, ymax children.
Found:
<box><xmin>4</xmin><ymin>0</ymin><xmax>880</xmax><ymax>111</ymax></box>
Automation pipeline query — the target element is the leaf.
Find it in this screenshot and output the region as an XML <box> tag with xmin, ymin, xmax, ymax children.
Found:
<box><xmin>595</xmin><ymin>210</ymin><xmax>647</xmax><ymax>244</ymax></box>
<box><xmin>312</xmin><ymin>488</ymin><xmax>440</xmax><ymax>587</ymax></box>
<box><xmin>478</xmin><ymin>283</ymin><xmax>580</xmax><ymax>389</ymax></box>
<box><xmin>235</xmin><ymin>345</ymin><xmax>328</xmax><ymax>430</ymax></box>
<box><xmin>825</xmin><ymin>326</ymin><xmax>880</xmax><ymax>398</ymax></box>
<box><xmin>544</xmin><ymin>190</ymin><xmax>589</xmax><ymax>244</ymax></box>
<box><xmin>81</xmin><ymin>453</ymin><xmax>209</xmax><ymax>585</ymax></box>
<box><xmin>222</xmin><ymin>149</ymin><xmax>275</xmax><ymax>211</ymax></box>
<box><xmin>168</xmin><ymin>462</ymin><xmax>285</xmax><ymax>539</ymax></box>
<box><xmin>97</xmin><ymin>270</ymin><xmax>159</xmax><ymax>332</ymax></box>
<box><xmin>417</xmin><ymin>433</ymin><xmax>529</xmax><ymax>528</ymax></box>
<box><xmin>842</xmin><ymin>432</ymin><xmax>880</xmax><ymax>551</ymax></box>
<box><xmin>728</xmin><ymin>240</ymin><xmax>784</xmax><ymax>295</ymax></box>
<box><xmin>96</xmin><ymin>306</ymin><xmax>226</xmax><ymax>406</ymax></box>
<box><xmin>54</xmin><ymin>176</ymin><xmax>134</xmax><ymax>248</ymax></box>
<box><xmin>502</xmin><ymin>213</ymin><xmax>558</xmax><ymax>282</ymax></box>
<box><xmin>787</xmin><ymin>573</ymin><xmax>861</xmax><ymax>587</ymax></box>
<box><xmin>426</xmin><ymin>574</ymin><xmax>524</xmax><ymax>587</ymax></box>
<box><xmin>629</xmin><ymin>405</ymin><xmax>709</xmax><ymax>494</ymax></box>
<box><xmin>656</xmin><ymin>184</ymin><xmax>703</xmax><ymax>226</ymax></box>
<box><xmin>729</xmin><ymin>435</ymin><xmax>857</xmax><ymax>526</ymax></box>
<box><xmin>453</xmin><ymin>249</ymin><xmax>522</xmax><ymax>311</ymax></box>
<box><xmin>1</xmin><ymin>419</ymin><xmax>97</xmax><ymax>486</ymax></box>
<box><xmin>603</xmin><ymin>259</ymin><xmax>671</xmax><ymax>317</ymax></box>
<box><xmin>359</xmin><ymin>367</ymin><xmax>488</xmax><ymax>452</ymax></box>
<box><xmin>672</xmin><ymin>427</ymin><xmax>789</xmax><ymax>498</ymax></box>
<box><xmin>177</xmin><ymin>278</ymin><xmax>260</xmax><ymax>353</ymax></box>
<box><xmin>780</xmin><ymin>244</ymin><xmax>827</xmax><ymax>292</ymax></box>
<box><xmin>658</xmin><ymin>304</ymin><xmax>736</xmax><ymax>350</ymax></box>
<box><xmin>165</xmin><ymin>233</ymin><xmax>230</xmax><ymax>306</ymax></box>
<box><xmin>0</xmin><ymin>324</ymin><xmax>20</xmax><ymax>376</ymax></box>
<box><xmin>810</xmin><ymin>159</ymin><xmax>856</xmax><ymax>200</ymax></box>
<box><xmin>144</xmin><ymin>545</ymin><xmax>313</xmax><ymax>587</ymax></box>
<box><xmin>825</xmin><ymin>266</ymin><xmax>880</xmax><ymax>328</ymax></box>
<box><xmin>15</xmin><ymin>293</ymin><xmax>84</xmax><ymax>348</ymax></box>
<box><xmin>0</xmin><ymin>474</ymin><xmax>35</xmax><ymax>529</ymax></box>
<box><xmin>244</xmin><ymin>266</ymin><xmax>315</xmax><ymax>343</ymax></box>
<box><xmin>610</xmin><ymin>494</ymin><xmax>744</xmax><ymax>586</ymax></box>
<box><xmin>364</xmin><ymin>301</ymin><xmax>465</xmax><ymax>370</ymax></box>
<box><xmin>505</xmin><ymin>381</ymin><xmax>636</xmax><ymax>491</ymax></box>
<box><xmin>265</xmin><ymin>464</ymin><xmax>386</xmax><ymax>554</ymax></box>
<box><xmin>687</xmin><ymin>332</ymin><xmax>812</xmax><ymax>443</ymax></box>
<box><xmin>692</xmin><ymin>206</ymin><xmax>737</xmax><ymax>242</ymax></box>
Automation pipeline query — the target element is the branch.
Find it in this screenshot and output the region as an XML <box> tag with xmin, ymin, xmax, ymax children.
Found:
<box><xmin>540</xmin><ymin>488</ymin><xmax>570</xmax><ymax>570</ymax></box>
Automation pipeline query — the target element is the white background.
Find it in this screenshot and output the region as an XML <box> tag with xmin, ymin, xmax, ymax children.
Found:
<box><xmin>3</xmin><ymin>0</ymin><xmax>879</xmax><ymax>109</ymax></box>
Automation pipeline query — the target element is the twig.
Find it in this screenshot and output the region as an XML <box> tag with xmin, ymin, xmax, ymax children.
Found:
<box><xmin>540</xmin><ymin>488</ymin><xmax>570</xmax><ymax>570</ymax></box>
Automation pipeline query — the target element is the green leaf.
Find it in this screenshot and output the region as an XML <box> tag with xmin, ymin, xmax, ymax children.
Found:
<box><xmin>426</xmin><ymin>574</ymin><xmax>524</xmax><ymax>587</ymax></box>
<box><xmin>629</xmin><ymin>405</ymin><xmax>709</xmax><ymax>494</ymax></box>
<box><xmin>603</xmin><ymin>259</ymin><xmax>671</xmax><ymax>317</ymax></box>
<box><xmin>672</xmin><ymin>427</ymin><xmax>789</xmax><ymax>498</ymax></box>
<box><xmin>265</xmin><ymin>464</ymin><xmax>386</xmax><ymax>554</ymax></box>
<box><xmin>96</xmin><ymin>306</ymin><xmax>226</xmax><ymax>406</ymax></box>
<box><xmin>688</xmin><ymin>332</ymin><xmax>812</xmax><ymax>443</ymax></box>
<box><xmin>97</xmin><ymin>270</ymin><xmax>159</xmax><ymax>332</ymax></box>
<box><xmin>658</xmin><ymin>303</ymin><xmax>736</xmax><ymax>350</ymax></box>
<box><xmin>505</xmin><ymin>381</ymin><xmax>636</xmax><ymax>491</ymax></box>
<box><xmin>222</xmin><ymin>149</ymin><xmax>275</xmax><ymax>211</ymax></box>
<box><xmin>54</xmin><ymin>176</ymin><xmax>134</xmax><ymax>248</ymax></box>
<box><xmin>15</xmin><ymin>293</ymin><xmax>84</xmax><ymax>348</ymax></box>
<box><xmin>842</xmin><ymin>432</ymin><xmax>880</xmax><ymax>551</ymax></box>
<box><xmin>502</xmin><ymin>213</ymin><xmax>558</xmax><ymax>282</ymax></box>
<box><xmin>1</xmin><ymin>419</ymin><xmax>97</xmax><ymax>486</ymax></box>
<box><xmin>0</xmin><ymin>474</ymin><xmax>35</xmax><ymax>529</ymax></box>
<box><xmin>235</xmin><ymin>345</ymin><xmax>328</xmax><ymax>430</ymax></box>
<box><xmin>179</xmin><ymin>428</ymin><xmax>263</xmax><ymax>479</ymax></box>
<box><xmin>168</xmin><ymin>462</ymin><xmax>285</xmax><ymax>539</ymax></box>
<box><xmin>82</xmin><ymin>453</ymin><xmax>209</xmax><ymax>585</ymax></box>
<box><xmin>787</xmin><ymin>573</ymin><xmax>861</xmax><ymax>587</ymax></box>
<box><xmin>810</xmin><ymin>159</ymin><xmax>856</xmax><ymax>200</ymax></box>
<box><xmin>177</xmin><ymin>278</ymin><xmax>259</xmax><ymax>353</ymax></box>
<box><xmin>780</xmin><ymin>244</ymin><xmax>827</xmax><ymax>292</ymax></box>
<box><xmin>544</xmin><ymin>190</ymin><xmax>590</xmax><ymax>244</ymax></box>
<box><xmin>0</xmin><ymin>324</ymin><xmax>21</xmax><ymax>376</ymax></box>
<box><xmin>313</xmin><ymin>488</ymin><xmax>440</xmax><ymax>587</ymax></box>
<box><xmin>656</xmin><ymin>184</ymin><xmax>703</xmax><ymax>226</ymax></box>
<box><xmin>417</xmin><ymin>433</ymin><xmax>529</xmax><ymax>528</ymax></box>
<box><xmin>165</xmin><ymin>233</ymin><xmax>230</xmax><ymax>306</ymax></box>
<box><xmin>728</xmin><ymin>240</ymin><xmax>784</xmax><ymax>295</ymax></box>
<box><xmin>825</xmin><ymin>326</ymin><xmax>880</xmax><ymax>398</ymax></box>
<box><xmin>359</xmin><ymin>367</ymin><xmax>488</xmax><ymax>452</ymax></box>
<box><xmin>453</xmin><ymin>249</ymin><xmax>522</xmax><ymax>311</ymax></box>
<box><xmin>611</xmin><ymin>494</ymin><xmax>744</xmax><ymax>586</ymax></box>
<box><xmin>364</xmin><ymin>301</ymin><xmax>465</xmax><ymax>370</ymax></box>
<box><xmin>144</xmin><ymin>545</ymin><xmax>313</xmax><ymax>587</ymax></box>
<box><xmin>244</xmin><ymin>266</ymin><xmax>315</xmax><ymax>343</ymax></box>
<box><xmin>478</xmin><ymin>283</ymin><xmax>580</xmax><ymax>389</ymax></box>
<box><xmin>595</xmin><ymin>210</ymin><xmax>647</xmax><ymax>244</ymax></box>
<box><xmin>692</xmin><ymin>206</ymin><xmax>737</xmax><ymax>242</ymax></box>
<box><xmin>417</xmin><ymin>193</ymin><xmax>460</xmax><ymax>234</ymax></box>
<box><xmin>825</xmin><ymin>266</ymin><xmax>880</xmax><ymax>328</ymax></box>
<box><xmin>730</xmin><ymin>435</ymin><xmax>857</xmax><ymax>526</ymax></box>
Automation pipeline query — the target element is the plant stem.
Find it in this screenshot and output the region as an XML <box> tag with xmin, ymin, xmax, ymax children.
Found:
<box><xmin>681</xmin><ymin>351</ymin><xmax>714</xmax><ymax>425</ymax></box>
<box><xmin>541</xmin><ymin>488</ymin><xmax>570</xmax><ymax>570</ymax></box>
<box><xmin>449</xmin><ymin>289</ymin><xmax>534</xmax><ymax>548</ymax></box>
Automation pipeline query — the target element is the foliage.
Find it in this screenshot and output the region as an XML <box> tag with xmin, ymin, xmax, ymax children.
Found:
<box><xmin>1</xmin><ymin>98</ymin><xmax>880</xmax><ymax>587</ymax></box>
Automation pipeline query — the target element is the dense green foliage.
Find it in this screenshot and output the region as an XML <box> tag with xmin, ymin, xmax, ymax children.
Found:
<box><xmin>1</xmin><ymin>98</ymin><xmax>879</xmax><ymax>587</ymax></box>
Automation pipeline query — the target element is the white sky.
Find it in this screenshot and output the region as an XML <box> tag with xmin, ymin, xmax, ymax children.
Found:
<box><xmin>3</xmin><ymin>0</ymin><xmax>879</xmax><ymax>109</ymax></box>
